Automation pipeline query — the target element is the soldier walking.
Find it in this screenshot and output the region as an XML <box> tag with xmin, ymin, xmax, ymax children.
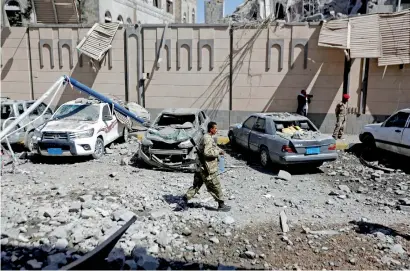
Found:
<box><xmin>332</xmin><ymin>94</ymin><xmax>350</xmax><ymax>139</ymax></box>
<box><xmin>182</xmin><ymin>121</ymin><xmax>231</xmax><ymax>212</ymax></box>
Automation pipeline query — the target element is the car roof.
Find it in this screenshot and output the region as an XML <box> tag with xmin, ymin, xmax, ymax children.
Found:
<box><xmin>399</xmin><ymin>108</ymin><xmax>410</xmax><ymax>113</ymax></box>
<box><xmin>250</xmin><ymin>112</ymin><xmax>309</xmax><ymax>122</ymax></box>
<box><xmin>160</xmin><ymin>108</ymin><xmax>202</xmax><ymax>115</ymax></box>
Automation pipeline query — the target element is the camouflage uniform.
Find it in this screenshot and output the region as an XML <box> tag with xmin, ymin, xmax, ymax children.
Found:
<box><xmin>185</xmin><ymin>134</ymin><xmax>224</xmax><ymax>203</ymax></box>
<box><xmin>332</xmin><ymin>101</ymin><xmax>347</xmax><ymax>139</ymax></box>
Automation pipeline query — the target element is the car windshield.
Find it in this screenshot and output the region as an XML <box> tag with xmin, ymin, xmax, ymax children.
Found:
<box><xmin>53</xmin><ymin>104</ymin><xmax>100</xmax><ymax>121</ymax></box>
<box><xmin>155</xmin><ymin>114</ymin><xmax>196</xmax><ymax>127</ymax></box>
<box><xmin>1</xmin><ymin>104</ymin><xmax>14</xmax><ymax>119</ymax></box>
<box><xmin>275</xmin><ymin>120</ymin><xmax>317</xmax><ymax>132</ymax></box>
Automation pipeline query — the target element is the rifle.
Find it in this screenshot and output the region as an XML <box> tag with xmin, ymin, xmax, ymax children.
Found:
<box><xmin>189</xmin><ymin>138</ymin><xmax>210</xmax><ymax>176</ymax></box>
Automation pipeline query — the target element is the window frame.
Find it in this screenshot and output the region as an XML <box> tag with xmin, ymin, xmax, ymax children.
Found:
<box><xmin>384</xmin><ymin>112</ymin><xmax>410</xmax><ymax>128</ymax></box>
<box><xmin>242</xmin><ymin>116</ymin><xmax>257</xmax><ymax>130</ymax></box>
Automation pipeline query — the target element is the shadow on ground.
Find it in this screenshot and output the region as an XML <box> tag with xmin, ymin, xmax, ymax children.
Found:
<box><xmin>350</xmin><ymin>220</ymin><xmax>410</xmax><ymax>241</ymax></box>
<box><xmin>346</xmin><ymin>143</ymin><xmax>410</xmax><ymax>174</ymax></box>
<box><xmin>1</xmin><ymin>244</ymin><xmax>244</xmax><ymax>270</ymax></box>
<box><xmin>222</xmin><ymin>144</ymin><xmax>323</xmax><ymax>176</ymax></box>
<box><xmin>162</xmin><ymin>194</ymin><xmax>220</xmax><ymax>212</ymax></box>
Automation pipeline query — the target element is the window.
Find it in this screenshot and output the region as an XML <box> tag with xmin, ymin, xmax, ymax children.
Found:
<box><xmin>384</xmin><ymin>112</ymin><xmax>410</xmax><ymax>128</ymax></box>
<box><xmin>5</xmin><ymin>0</ymin><xmax>22</xmax><ymax>27</ymax></box>
<box><xmin>166</xmin><ymin>0</ymin><xmax>173</xmax><ymax>13</ymax></box>
<box><xmin>17</xmin><ymin>104</ymin><xmax>24</xmax><ymax>115</ymax></box>
<box><xmin>26</xmin><ymin>102</ymin><xmax>53</xmax><ymax>116</ymax></box>
<box><xmin>1</xmin><ymin>104</ymin><xmax>14</xmax><ymax>119</ymax></box>
<box><xmin>153</xmin><ymin>0</ymin><xmax>159</xmax><ymax>8</ymax></box>
<box><xmin>117</xmin><ymin>15</ymin><xmax>123</xmax><ymax>24</ymax></box>
<box><xmin>192</xmin><ymin>8</ymin><xmax>195</xmax><ymax>23</ymax></box>
<box><xmin>156</xmin><ymin>114</ymin><xmax>196</xmax><ymax>126</ymax></box>
<box><xmin>243</xmin><ymin>116</ymin><xmax>257</xmax><ymax>130</ymax></box>
<box><xmin>253</xmin><ymin>118</ymin><xmax>266</xmax><ymax>133</ymax></box>
<box><xmin>183</xmin><ymin>12</ymin><xmax>187</xmax><ymax>23</ymax></box>
<box><xmin>102</xmin><ymin>105</ymin><xmax>111</xmax><ymax>119</ymax></box>
<box><xmin>127</xmin><ymin>17</ymin><xmax>132</xmax><ymax>24</ymax></box>
<box><xmin>104</xmin><ymin>11</ymin><xmax>112</xmax><ymax>23</ymax></box>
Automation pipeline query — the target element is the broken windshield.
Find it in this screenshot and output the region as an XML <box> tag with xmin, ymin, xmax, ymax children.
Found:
<box><xmin>53</xmin><ymin>104</ymin><xmax>100</xmax><ymax>121</ymax></box>
<box><xmin>274</xmin><ymin>120</ymin><xmax>317</xmax><ymax>132</ymax></box>
<box><xmin>155</xmin><ymin>114</ymin><xmax>196</xmax><ymax>128</ymax></box>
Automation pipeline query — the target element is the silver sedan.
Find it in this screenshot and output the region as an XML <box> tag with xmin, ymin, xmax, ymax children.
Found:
<box><xmin>228</xmin><ymin>113</ymin><xmax>338</xmax><ymax>168</ymax></box>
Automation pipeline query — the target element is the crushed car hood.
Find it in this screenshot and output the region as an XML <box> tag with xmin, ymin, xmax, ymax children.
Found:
<box><xmin>145</xmin><ymin>125</ymin><xmax>197</xmax><ymax>144</ymax></box>
<box><xmin>41</xmin><ymin>120</ymin><xmax>95</xmax><ymax>132</ymax></box>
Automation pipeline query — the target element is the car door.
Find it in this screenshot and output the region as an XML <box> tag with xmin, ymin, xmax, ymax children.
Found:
<box><xmin>379</xmin><ymin>111</ymin><xmax>410</xmax><ymax>154</ymax></box>
<box><xmin>101</xmin><ymin>105</ymin><xmax>117</xmax><ymax>144</ymax></box>
<box><xmin>236</xmin><ymin>116</ymin><xmax>257</xmax><ymax>148</ymax></box>
<box><xmin>249</xmin><ymin>117</ymin><xmax>266</xmax><ymax>152</ymax></box>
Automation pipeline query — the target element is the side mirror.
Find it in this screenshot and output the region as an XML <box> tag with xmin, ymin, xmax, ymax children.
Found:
<box><xmin>103</xmin><ymin>115</ymin><xmax>113</xmax><ymax>121</ymax></box>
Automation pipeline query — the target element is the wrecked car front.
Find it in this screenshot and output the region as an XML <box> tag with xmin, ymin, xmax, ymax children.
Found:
<box><xmin>138</xmin><ymin>113</ymin><xmax>203</xmax><ymax>171</ymax></box>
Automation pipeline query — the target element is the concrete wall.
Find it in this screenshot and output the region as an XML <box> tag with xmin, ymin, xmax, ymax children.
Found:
<box><xmin>1</xmin><ymin>24</ymin><xmax>410</xmax><ymax>133</ymax></box>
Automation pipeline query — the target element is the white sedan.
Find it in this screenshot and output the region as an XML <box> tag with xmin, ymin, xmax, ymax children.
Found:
<box><xmin>359</xmin><ymin>108</ymin><xmax>410</xmax><ymax>157</ymax></box>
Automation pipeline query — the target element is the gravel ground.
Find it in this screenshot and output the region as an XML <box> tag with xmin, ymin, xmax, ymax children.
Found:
<box><xmin>1</xmin><ymin>138</ymin><xmax>409</xmax><ymax>270</ymax></box>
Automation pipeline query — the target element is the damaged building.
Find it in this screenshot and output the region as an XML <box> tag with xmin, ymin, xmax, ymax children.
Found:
<box><xmin>227</xmin><ymin>0</ymin><xmax>408</xmax><ymax>22</ymax></box>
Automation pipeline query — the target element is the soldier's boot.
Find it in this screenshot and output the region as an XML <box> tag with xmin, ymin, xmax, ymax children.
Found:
<box><xmin>217</xmin><ymin>201</ymin><xmax>231</xmax><ymax>212</ymax></box>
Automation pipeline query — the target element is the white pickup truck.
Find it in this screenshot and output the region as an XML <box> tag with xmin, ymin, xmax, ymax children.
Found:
<box><xmin>32</xmin><ymin>99</ymin><xmax>128</xmax><ymax>159</ymax></box>
<box><xmin>359</xmin><ymin>109</ymin><xmax>410</xmax><ymax>157</ymax></box>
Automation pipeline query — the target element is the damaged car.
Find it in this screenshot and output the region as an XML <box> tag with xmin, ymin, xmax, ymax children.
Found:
<box><xmin>228</xmin><ymin>113</ymin><xmax>338</xmax><ymax>168</ymax></box>
<box><xmin>32</xmin><ymin>99</ymin><xmax>129</xmax><ymax>159</ymax></box>
<box><xmin>138</xmin><ymin>108</ymin><xmax>210</xmax><ymax>171</ymax></box>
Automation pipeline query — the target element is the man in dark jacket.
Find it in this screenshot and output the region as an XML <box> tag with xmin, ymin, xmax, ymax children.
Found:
<box><xmin>296</xmin><ymin>90</ymin><xmax>312</xmax><ymax>116</ymax></box>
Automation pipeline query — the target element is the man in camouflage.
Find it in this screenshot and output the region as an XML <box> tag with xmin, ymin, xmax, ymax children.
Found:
<box><xmin>182</xmin><ymin>121</ymin><xmax>231</xmax><ymax>212</ymax></box>
<box><xmin>332</xmin><ymin>94</ymin><xmax>350</xmax><ymax>139</ymax></box>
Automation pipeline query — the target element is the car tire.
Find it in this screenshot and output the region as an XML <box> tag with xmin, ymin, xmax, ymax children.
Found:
<box><xmin>260</xmin><ymin>146</ymin><xmax>271</xmax><ymax>168</ymax></box>
<box><xmin>25</xmin><ymin>131</ymin><xmax>34</xmax><ymax>152</ymax></box>
<box><xmin>92</xmin><ymin>137</ymin><xmax>104</xmax><ymax>159</ymax></box>
<box><xmin>119</xmin><ymin>127</ymin><xmax>130</xmax><ymax>143</ymax></box>
<box><xmin>362</xmin><ymin>133</ymin><xmax>376</xmax><ymax>148</ymax></box>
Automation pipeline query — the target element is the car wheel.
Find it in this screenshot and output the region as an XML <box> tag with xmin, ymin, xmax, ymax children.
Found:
<box><xmin>120</xmin><ymin>127</ymin><xmax>130</xmax><ymax>143</ymax></box>
<box><xmin>25</xmin><ymin>131</ymin><xmax>34</xmax><ymax>152</ymax></box>
<box><xmin>260</xmin><ymin>147</ymin><xmax>271</xmax><ymax>168</ymax></box>
<box><xmin>92</xmin><ymin>137</ymin><xmax>104</xmax><ymax>159</ymax></box>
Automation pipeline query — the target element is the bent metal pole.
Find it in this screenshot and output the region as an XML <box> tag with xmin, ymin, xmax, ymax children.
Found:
<box><xmin>0</xmin><ymin>76</ymin><xmax>65</xmax><ymax>141</ymax></box>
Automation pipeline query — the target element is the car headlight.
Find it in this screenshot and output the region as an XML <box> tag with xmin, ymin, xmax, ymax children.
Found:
<box><xmin>178</xmin><ymin>140</ymin><xmax>193</xmax><ymax>149</ymax></box>
<box><xmin>141</xmin><ymin>137</ymin><xmax>153</xmax><ymax>147</ymax></box>
<box><xmin>70</xmin><ymin>128</ymin><xmax>94</xmax><ymax>139</ymax></box>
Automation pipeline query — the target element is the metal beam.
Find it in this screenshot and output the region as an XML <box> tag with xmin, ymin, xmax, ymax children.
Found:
<box><xmin>361</xmin><ymin>58</ymin><xmax>369</xmax><ymax>114</ymax></box>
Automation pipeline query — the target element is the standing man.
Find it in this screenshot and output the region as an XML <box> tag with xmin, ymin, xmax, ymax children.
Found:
<box><xmin>182</xmin><ymin>121</ymin><xmax>231</xmax><ymax>212</ymax></box>
<box><xmin>332</xmin><ymin>94</ymin><xmax>350</xmax><ymax>139</ymax></box>
<box><xmin>296</xmin><ymin>90</ymin><xmax>312</xmax><ymax>117</ymax></box>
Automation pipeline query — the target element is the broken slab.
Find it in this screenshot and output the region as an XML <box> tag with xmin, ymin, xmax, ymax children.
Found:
<box><xmin>279</xmin><ymin>210</ymin><xmax>289</xmax><ymax>233</ymax></box>
<box><xmin>277</xmin><ymin>170</ymin><xmax>292</xmax><ymax>181</ymax></box>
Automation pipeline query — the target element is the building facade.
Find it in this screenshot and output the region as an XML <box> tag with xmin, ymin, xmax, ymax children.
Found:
<box><xmin>204</xmin><ymin>0</ymin><xmax>224</xmax><ymax>23</ymax></box>
<box><xmin>1</xmin><ymin>0</ymin><xmax>197</xmax><ymax>26</ymax></box>
<box><xmin>2</xmin><ymin>24</ymin><xmax>409</xmax><ymax>133</ymax></box>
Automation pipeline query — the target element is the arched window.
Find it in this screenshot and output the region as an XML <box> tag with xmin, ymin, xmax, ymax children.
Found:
<box><xmin>166</xmin><ymin>0</ymin><xmax>173</xmax><ymax>14</ymax></box>
<box><xmin>5</xmin><ymin>0</ymin><xmax>22</xmax><ymax>26</ymax></box>
<box><xmin>192</xmin><ymin>8</ymin><xmax>195</xmax><ymax>23</ymax></box>
<box><xmin>127</xmin><ymin>17</ymin><xmax>132</xmax><ymax>24</ymax></box>
<box><xmin>182</xmin><ymin>12</ymin><xmax>187</xmax><ymax>23</ymax></box>
<box><xmin>104</xmin><ymin>11</ymin><xmax>112</xmax><ymax>23</ymax></box>
<box><xmin>117</xmin><ymin>15</ymin><xmax>123</xmax><ymax>23</ymax></box>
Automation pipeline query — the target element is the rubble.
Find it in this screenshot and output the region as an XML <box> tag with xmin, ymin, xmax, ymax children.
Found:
<box><xmin>1</xmin><ymin>142</ymin><xmax>409</xmax><ymax>270</ymax></box>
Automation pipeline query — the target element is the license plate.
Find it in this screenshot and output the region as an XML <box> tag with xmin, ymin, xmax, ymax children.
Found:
<box><xmin>47</xmin><ymin>148</ymin><xmax>63</xmax><ymax>155</ymax></box>
<box><xmin>306</xmin><ymin>147</ymin><xmax>320</xmax><ymax>155</ymax></box>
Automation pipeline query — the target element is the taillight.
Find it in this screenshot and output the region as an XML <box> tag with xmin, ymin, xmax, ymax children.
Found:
<box><xmin>328</xmin><ymin>144</ymin><xmax>336</xmax><ymax>150</ymax></box>
<box><xmin>282</xmin><ymin>145</ymin><xmax>295</xmax><ymax>153</ymax></box>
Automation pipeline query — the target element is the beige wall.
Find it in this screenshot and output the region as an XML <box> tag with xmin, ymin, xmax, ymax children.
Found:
<box><xmin>1</xmin><ymin>27</ymin><xmax>31</xmax><ymax>100</ymax></box>
<box><xmin>1</xmin><ymin>25</ymin><xmax>409</xmax><ymax>125</ymax></box>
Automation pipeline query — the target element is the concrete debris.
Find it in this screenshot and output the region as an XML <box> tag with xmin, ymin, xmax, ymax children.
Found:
<box><xmin>279</xmin><ymin>210</ymin><xmax>290</xmax><ymax>233</ymax></box>
<box><xmin>27</xmin><ymin>259</ymin><xmax>43</xmax><ymax>269</ymax></box>
<box><xmin>277</xmin><ymin>170</ymin><xmax>292</xmax><ymax>181</ymax></box>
